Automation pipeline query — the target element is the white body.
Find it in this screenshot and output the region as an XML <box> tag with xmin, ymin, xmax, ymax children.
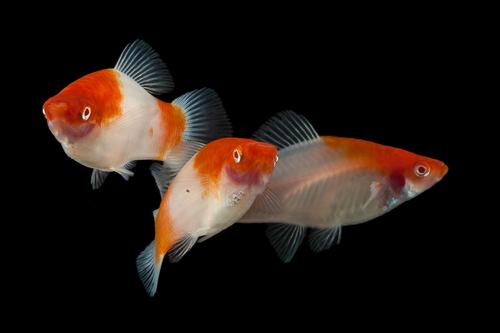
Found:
<box><xmin>240</xmin><ymin>140</ymin><xmax>399</xmax><ymax>228</ymax></box>
<box><xmin>166</xmin><ymin>159</ymin><xmax>270</xmax><ymax>240</ymax></box>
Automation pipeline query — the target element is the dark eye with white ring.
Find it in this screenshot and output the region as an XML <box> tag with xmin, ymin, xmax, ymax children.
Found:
<box><xmin>82</xmin><ymin>106</ymin><xmax>91</xmax><ymax>121</ymax></box>
<box><xmin>414</xmin><ymin>164</ymin><xmax>430</xmax><ymax>177</ymax></box>
<box><xmin>233</xmin><ymin>149</ymin><xmax>242</xmax><ymax>163</ymax></box>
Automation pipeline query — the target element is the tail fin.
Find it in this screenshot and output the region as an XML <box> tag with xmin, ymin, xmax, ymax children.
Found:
<box><xmin>173</xmin><ymin>88</ymin><xmax>232</xmax><ymax>143</ymax></box>
<box><xmin>136</xmin><ymin>241</ymin><xmax>164</xmax><ymax>297</ymax></box>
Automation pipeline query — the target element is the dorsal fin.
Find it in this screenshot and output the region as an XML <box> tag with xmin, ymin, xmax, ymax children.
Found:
<box><xmin>114</xmin><ymin>39</ymin><xmax>174</xmax><ymax>95</ymax></box>
<box><xmin>254</xmin><ymin>111</ymin><xmax>320</xmax><ymax>150</ymax></box>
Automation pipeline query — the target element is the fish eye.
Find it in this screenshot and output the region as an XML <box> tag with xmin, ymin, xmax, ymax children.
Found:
<box><xmin>233</xmin><ymin>148</ymin><xmax>242</xmax><ymax>163</ymax></box>
<box><xmin>414</xmin><ymin>163</ymin><xmax>430</xmax><ymax>177</ymax></box>
<box><xmin>82</xmin><ymin>106</ymin><xmax>91</xmax><ymax>121</ymax></box>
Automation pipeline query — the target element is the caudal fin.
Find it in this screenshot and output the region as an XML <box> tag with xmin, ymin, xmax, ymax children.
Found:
<box><xmin>173</xmin><ymin>88</ymin><xmax>232</xmax><ymax>144</ymax></box>
<box><xmin>136</xmin><ymin>241</ymin><xmax>164</xmax><ymax>297</ymax></box>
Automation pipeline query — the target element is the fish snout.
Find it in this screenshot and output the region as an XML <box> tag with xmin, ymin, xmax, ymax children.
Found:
<box><xmin>252</xmin><ymin>142</ymin><xmax>278</xmax><ymax>173</ymax></box>
<box><xmin>254</xmin><ymin>142</ymin><xmax>278</xmax><ymax>160</ymax></box>
<box><xmin>43</xmin><ymin>101</ymin><xmax>68</xmax><ymax>121</ymax></box>
<box><xmin>47</xmin><ymin>118</ymin><xmax>95</xmax><ymax>144</ymax></box>
<box><xmin>438</xmin><ymin>162</ymin><xmax>448</xmax><ymax>181</ymax></box>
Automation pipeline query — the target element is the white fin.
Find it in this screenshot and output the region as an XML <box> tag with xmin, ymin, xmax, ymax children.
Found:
<box><xmin>249</xmin><ymin>187</ymin><xmax>282</xmax><ymax>215</ymax></box>
<box><xmin>197</xmin><ymin>232</ymin><xmax>218</xmax><ymax>243</ymax></box>
<box><xmin>115</xmin><ymin>39</ymin><xmax>174</xmax><ymax>95</ymax></box>
<box><xmin>308</xmin><ymin>227</ymin><xmax>342</xmax><ymax>252</ymax></box>
<box><xmin>363</xmin><ymin>181</ymin><xmax>384</xmax><ymax>209</ymax></box>
<box><xmin>150</xmin><ymin>141</ymin><xmax>204</xmax><ymax>196</ymax></box>
<box><xmin>165</xmin><ymin>141</ymin><xmax>205</xmax><ymax>172</ymax></box>
<box><xmin>254</xmin><ymin>111</ymin><xmax>320</xmax><ymax>150</ymax></box>
<box><xmin>152</xmin><ymin>209</ymin><xmax>159</xmax><ymax>220</ymax></box>
<box><xmin>173</xmin><ymin>88</ymin><xmax>232</xmax><ymax>143</ymax></box>
<box><xmin>168</xmin><ymin>235</ymin><xmax>198</xmax><ymax>263</ymax></box>
<box><xmin>266</xmin><ymin>224</ymin><xmax>307</xmax><ymax>263</ymax></box>
<box><xmin>112</xmin><ymin>161</ymin><xmax>137</xmax><ymax>181</ymax></box>
<box><xmin>91</xmin><ymin>169</ymin><xmax>110</xmax><ymax>190</ymax></box>
<box><xmin>150</xmin><ymin>163</ymin><xmax>172</xmax><ymax>197</ymax></box>
<box><xmin>136</xmin><ymin>241</ymin><xmax>163</xmax><ymax>297</ymax></box>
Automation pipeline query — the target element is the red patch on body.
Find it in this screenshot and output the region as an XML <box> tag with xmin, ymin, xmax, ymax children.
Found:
<box><xmin>389</xmin><ymin>171</ymin><xmax>406</xmax><ymax>193</ymax></box>
<box><xmin>156</xmin><ymin>101</ymin><xmax>186</xmax><ymax>160</ymax></box>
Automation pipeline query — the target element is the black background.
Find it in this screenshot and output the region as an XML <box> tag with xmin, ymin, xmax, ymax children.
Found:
<box><xmin>7</xmin><ymin>6</ymin><xmax>476</xmax><ymax>325</ymax></box>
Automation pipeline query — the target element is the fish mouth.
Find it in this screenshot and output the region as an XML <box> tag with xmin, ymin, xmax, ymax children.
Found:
<box><xmin>47</xmin><ymin>119</ymin><xmax>95</xmax><ymax>144</ymax></box>
<box><xmin>436</xmin><ymin>162</ymin><xmax>448</xmax><ymax>181</ymax></box>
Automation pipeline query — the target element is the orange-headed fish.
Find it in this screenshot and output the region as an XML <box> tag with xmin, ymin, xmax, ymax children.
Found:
<box><xmin>137</xmin><ymin>138</ymin><xmax>278</xmax><ymax>296</ymax></box>
<box><xmin>240</xmin><ymin>111</ymin><xmax>448</xmax><ymax>262</ymax></box>
<box><xmin>43</xmin><ymin>40</ymin><xmax>231</xmax><ymax>189</ymax></box>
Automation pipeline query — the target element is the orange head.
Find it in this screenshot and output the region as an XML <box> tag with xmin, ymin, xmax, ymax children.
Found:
<box><xmin>42</xmin><ymin>69</ymin><xmax>122</xmax><ymax>144</ymax></box>
<box><xmin>367</xmin><ymin>143</ymin><xmax>448</xmax><ymax>200</ymax></box>
<box><xmin>194</xmin><ymin>138</ymin><xmax>278</xmax><ymax>189</ymax></box>
<box><xmin>323</xmin><ymin>136</ymin><xmax>448</xmax><ymax>199</ymax></box>
<box><xmin>395</xmin><ymin>151</ymin><xmax>448</xmax><ymax>198</ymax></box>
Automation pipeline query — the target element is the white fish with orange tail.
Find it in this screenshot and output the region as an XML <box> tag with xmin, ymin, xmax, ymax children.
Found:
<box><xmin>43</xmin><ymin>40</ymin><xmax>231</xmax><ymax>189</ymax></box>
<box><xmin>137</xmin><ymin>138</ymin><xmax>278</xmax><ymax>296</ymax></box>
<box><xmin>240</xmin><ymin>111</ymin><xmax>448</xmax><ymax>262</ymax></box>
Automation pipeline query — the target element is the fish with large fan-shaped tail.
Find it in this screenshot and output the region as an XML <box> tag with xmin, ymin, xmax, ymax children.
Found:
<box><xmin>240</xmin><ymin>111</ymin><xmax>448</xmax><ymax>262</ymax></box>
<box><xmin>43</xmin><ymin>40</ymin><xmax>231</xmax><ymax>189</ymax></box>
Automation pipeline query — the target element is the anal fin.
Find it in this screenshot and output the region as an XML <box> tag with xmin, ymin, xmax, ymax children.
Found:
<box><xmin>112</xmin><ymin>161</ymin><xmax>137</xmax><ymax>181</ymax></box>
<box><xmin>308</xmin><ymin>227</ymin><xmax>342</xmax><ymax>253</ymax></box>
<box><xmin>266</xmin><ymin>224</ymin><xmax>307</xmax><ymax>263</ymax></box>
<box><xmin>91</xmin><ymin>169</ymin><xmax>110</xmax><ymax>190</ymax></box>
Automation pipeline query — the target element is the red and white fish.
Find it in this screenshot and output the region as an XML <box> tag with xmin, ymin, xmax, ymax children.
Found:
<box><xmin>137</xmin><ymin>138</ymin><xmax>278</xmax><ymax>296</ymax></box>
<box><xmin>240</xmin><ymin>111</ymin><xmax>448</xmax><ymax>262</ymax></box>
<box><xmin>43</xmin><ymin>40</ymin><xmax>231</xmax><ymax>188</ymax></box>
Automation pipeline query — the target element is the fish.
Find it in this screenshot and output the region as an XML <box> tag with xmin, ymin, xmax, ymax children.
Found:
<box><xmin>240</xmin><ymin>111</ymin><xmax>448</xmax><ymax>262</ymax></box>
<box><xmin>137</xmin><ymin>138</ymin><xmax>278</xmax><ymax>296</ymax></box>
<box><xmin>43</xmin><ymin>40</ymin><xmax>231</xmax><ymax>189</ymax></box>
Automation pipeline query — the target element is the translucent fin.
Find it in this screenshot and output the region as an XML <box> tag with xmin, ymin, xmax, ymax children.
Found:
<box><xmin>249</xmin><ymin>187</ymin><xmax>282</xmax><ymax>215</ymax></box>
<box><xmin>308</xmin><ymin>227</ymin><xmax>342</xmax><ymax>253</ymax></box>
<box><xmin>150</xmin><ymin>163</ymin><xmax>174</xmax><ymax>197</ymax></box>
<box><xmin>150</xmin><ymin>142</ymin><xmax>204</xmax><ymax>196</ymax></box>
<box><xmin>91</xmin><ymin>169</ymin><xmax>110</xmax><ymax>190</ymax></box>
<box><xmin>165</xmin><ymin>141</ymin><xmax>205</xmax><ymax>173</ymax></box>
<box><xmin>197</xmin><ymin>232</ymin><xmax>218</xmax><ymax>243</ymax></box>
<box><xmin>254</xmin><ymin>111</ymin><xmax>320</xmax><ymax>150</ymax></box>
<box><xmin>363</xmin><ymin>181</ymin><xmax>384</xmax><ymax>209</ymax></box>
<box><xmin>266</xmin><ymin>224</ymin><xmax>307</xmax><ymax>263</ymax></box>
<box><xmin>113</xmin><ymin>161</ymin><xmax>137</xmax><ymax>181</ymax></box>
<box><xmin>168</xmin><ymin>235</ymin><xmax>198</xmax><ymax>263</ymax></box>
<box><xmin>173</xmin><ymin>88</ymin><xmax>232</xmax><ymax>144</ymax></box>
<box><xmin>136</xmin><ymin>241</ymin><xmax>163</xmax><ymax>297</ymax></box>
<box><xmin>114</xmin><ymin>39</ymin><xmax>174</xmax><ymax>95</ymax></box>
